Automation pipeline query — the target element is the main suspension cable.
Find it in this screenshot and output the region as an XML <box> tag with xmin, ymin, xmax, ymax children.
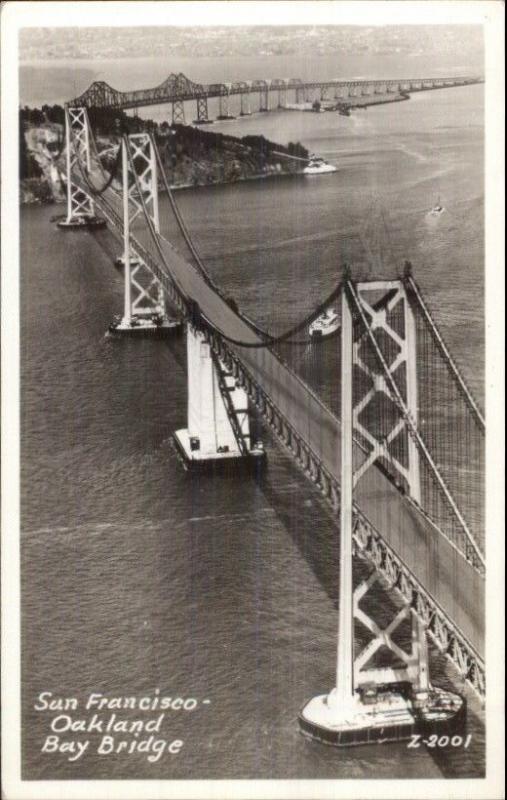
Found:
<box><xmin>78</xmin><ymin>130</ymin><xmax>337</xmax><ymax>352</ymax></box>
<box><xmin>403</xmin><ymin>265</ymin><xmax>485</xmax><ymax>430</ymax></box>
<box><xmin>150</xmin><ymin>132</ymin><xmax>345</xmax><ymax>347</ymax></box>
<box><xmin>76</xmin><ymin>143</ymin><xmax>122</xmax><ymax>196</ymax></box>
<box><xmin>151</xmin><ymin>132</ymin><xmax>219</xmax><ymax>291</ymax></box>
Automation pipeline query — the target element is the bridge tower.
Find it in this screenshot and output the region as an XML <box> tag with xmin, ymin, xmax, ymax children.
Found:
<box><xmin>172</xmin><ymin>100</ymin><xmax>185</xmax><ymax>125</ymax></box>
<box><xmin>109</xmin><ymin>134</ymin><xmax>180</xmax><ymax>337</ymax></box>
<box><xmin>174</xmin><ymin>315</ymin><xmax>266</xmax><ymax>470</ymax></box>
<box><xmin>58</xmin><ymin>107</ymin><xmax>95</xmax><ymax>227</ymax></box>
<box><xmin>194</xmin><ymin>96</ymin><xmax>210</xmax><ymax>125</ymax></box>
<box><xmin>299</xmin><ymin>276</ymin><xmax>464</xmax><ymax>746</ymax></box>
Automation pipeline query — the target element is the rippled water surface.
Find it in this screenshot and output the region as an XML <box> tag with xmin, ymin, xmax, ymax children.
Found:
<box><xmin>21</xmin><ymin>55</ymin><xmax>485</xmax><ymax>780</ymax></box>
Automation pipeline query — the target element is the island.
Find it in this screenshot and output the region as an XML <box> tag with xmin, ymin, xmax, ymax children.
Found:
<box><xmin>19</xmin><ymin>104</ymin><xmax>309</xmax><ymax>204</ymax></box>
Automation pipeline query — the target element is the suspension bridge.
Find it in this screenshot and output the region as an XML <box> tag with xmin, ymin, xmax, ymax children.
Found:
<box><xmin>71</xmin><ymin>72</ymin><xmax>484</xmax><ymax>123</ymax></box>
<box><xmin>56</xmin><ymin>105</ymin><xmax>485</xmax><ymax>745</ymax></box>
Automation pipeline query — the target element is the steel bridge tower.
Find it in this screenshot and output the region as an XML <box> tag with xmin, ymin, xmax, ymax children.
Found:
<box><xmin>60</xmin><ymin>108</ymin><xmax>180</xmax><ymax>336</ymax></box>
<box><xmin>299</xmin><ymin>275</ymin><xmax>464</xmax><ymax>746</ymax></box>
<box><xmin>59</xmin><ymin>107</ymin><xmax>96</xmax><ymax>227</ymax></box>
<box><xmin>111</xmin><ymin>134</ymin><xmax>180</xmax><ymax>336</ymax></box>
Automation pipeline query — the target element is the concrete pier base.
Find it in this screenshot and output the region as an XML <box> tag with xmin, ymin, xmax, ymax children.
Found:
<box><xmin>174</xmin><ymin>429</ymin><xmax>266</xmax><ymax>472</ymax></box>
<box><xmin>57</xmin><ymin>215</ymin><xmax>107</xmax><ymax>230</ymax></box>
<box><xmin>174</xmin><ymin>325</ymin><xmax>266</xmax><ymax>471</ymax></box>
<box><xmin>108</xmin><ymin>314</ymin><xmax>182</xmax><ymax>338</ymax></box>
<box><xmin>299</xmin><ymin>685</ymin><xmax>465</xmax><ymax>747</ymax></box>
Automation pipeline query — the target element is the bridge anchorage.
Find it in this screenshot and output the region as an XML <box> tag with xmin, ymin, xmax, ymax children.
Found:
<box><xmin>174</xmin><ymin>309</ymin><xmax>267</xmax><ymax>471</ymax></box>
<box><xmin>299</xmin><ymin>274</ymin><xmax>469</xmax><ymax>746</ymax></box>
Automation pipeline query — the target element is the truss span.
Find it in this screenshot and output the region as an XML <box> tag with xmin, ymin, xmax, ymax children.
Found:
<box><xmin>71</xmin><ymin>73</ymin><xmax>484</xmax><ymax>110</ymax></box>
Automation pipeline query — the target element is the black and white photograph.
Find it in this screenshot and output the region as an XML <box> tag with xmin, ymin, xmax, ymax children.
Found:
<box><xmin>1</xmin><ymin>2</ymin><xmax>504</xmax><ymax>798</ymax></box>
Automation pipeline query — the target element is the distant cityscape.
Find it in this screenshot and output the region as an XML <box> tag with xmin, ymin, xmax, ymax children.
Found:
<box><xmin>20</xmin><ymin>25</ymin><xmax>483</xmax><ymax>61</ymax></box>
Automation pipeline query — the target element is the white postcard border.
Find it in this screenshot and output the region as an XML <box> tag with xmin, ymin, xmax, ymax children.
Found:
<box><xmin>2</xmin><ymin>3</ymin><xmax>504</xmax><ymax>799</ymax></box>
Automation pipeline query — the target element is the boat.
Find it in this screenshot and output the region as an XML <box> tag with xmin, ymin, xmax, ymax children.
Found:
<box><xmin>428</xmin><ymin>197</ymin><xmax>445</xmax><ymax>216</ymax></box>
<box><xmin>309</xmin><ymin>307</ymin><xmax>340</xmax><ymax>339</ymax></box>
<box><xmin>108</xmin><ymin>313</ymin><xmax>182</xmax><ymax>338</ymax></box>
<box><xmin>303</xmin><ymin>155</ymin><xmax>337</xmax><ymax>175</ymax></box>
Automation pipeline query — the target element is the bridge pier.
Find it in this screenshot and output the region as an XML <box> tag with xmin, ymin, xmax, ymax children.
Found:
<box><xmin>193</xmin><ymin>96</ymin><xmax>211</xmax><ymax>125</ymax></box>
<box><xmin>239</xmin><ymin>91</ymin><xmax>251</xmax><ymax>116</ymax></box>
<box><xmin>299</xmin><ymin>279</ymin><xmax>465</xmax><ymax>747</ymax></box>
<box><xmin>217</xmin><ymin>92</ymin><xmax>235</xmax><ymax>120</ymax></box>
<box><xmin>109</xmin><ymin>134</ymin><xmax>181</xmax><ymax>338</ymax></box>
<box><xmin>174</xmin><ymin>324</ymin><xmax>266</xmax><ymax>470</ymax></box>
<box><xmin>172</xmin><ymin>99</ymin><xmax>185</xmax><ymax>124</ymax></box>
<box><xmin>259</xmin><ymin>90</ymin><xmax>269</xmax><ymax>112</ymax></box>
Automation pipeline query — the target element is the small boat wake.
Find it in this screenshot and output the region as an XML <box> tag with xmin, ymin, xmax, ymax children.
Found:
<box><xmin>427</xmin><ymin>197</ymin><xmax>446</xmax><ymax>219</ymax></box>
<box><xmin>303</xmin><ymin>155</ymin><xmax>337</xmax><ymax>175</ymax></box>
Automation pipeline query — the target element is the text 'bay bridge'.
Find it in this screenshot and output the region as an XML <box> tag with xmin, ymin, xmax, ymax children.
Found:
<box><xmin>56</xmin><ymin>97</ymin><xmax>485</xmax><ymax>745</ymax></box>
<box><xmin>71</xmin><ymin>71</ymin><xmax>484</xmax><ymax>123</ymax></box>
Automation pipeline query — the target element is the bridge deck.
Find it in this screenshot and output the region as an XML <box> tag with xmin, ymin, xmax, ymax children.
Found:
<box><xmin>86</xmin><ymin>175</ymin><xmax>484</xmax><ymax>660</ymax></box>
<box><xmin>71</xmin><ymin>74</ymin><xmax>483</xmax><ymax>109</ymax></box>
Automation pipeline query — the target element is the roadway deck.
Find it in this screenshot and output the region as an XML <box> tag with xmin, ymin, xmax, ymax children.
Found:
<box><xmin>82</xmin><ymin>173</ymin><xmax>484</xmax><ymax>662</ymax></box>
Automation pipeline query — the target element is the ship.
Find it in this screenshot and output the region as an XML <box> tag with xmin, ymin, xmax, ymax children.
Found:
<box><xmin>108</xmin><ymin>313</ymin><xmax>182</xmax><ymax>338</ymax></box>
<box><xmin>309</xmin><ymin>307</ymin><xmax>340</xmax><ymax>338</ymax></box>
<box><xmin>303</xmin><ymin>155</ymin><xmax>337</xmax><ymax>175</ymax></box>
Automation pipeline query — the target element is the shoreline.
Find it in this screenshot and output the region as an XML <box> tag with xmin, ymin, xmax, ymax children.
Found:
<box><xmin>21</xmin><ymin>168</ymin><xmax>308</xmax><ymax>206</ymax></box>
